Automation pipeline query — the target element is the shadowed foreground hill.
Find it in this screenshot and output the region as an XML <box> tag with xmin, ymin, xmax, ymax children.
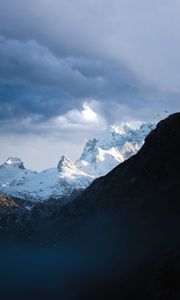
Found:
<box><xmin>74</xmin><ymin>112</ymin><xmax>180</xmax><ymax>212</ymax></box>
<box><xmin>63</xmin><ymin>112</ymin><xmax>180</xmax><ymax>299</ymax></box>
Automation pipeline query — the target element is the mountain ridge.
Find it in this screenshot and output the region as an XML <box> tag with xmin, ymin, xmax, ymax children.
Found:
<box><xmin>0</xmin><ymin>121</ymin><xmax>155</xmax><ymax>201</ymax></box>
<box><xmin>74</xmin><ymin>113</ymin><xmax>180</xmax><ymax>211</ymax></box>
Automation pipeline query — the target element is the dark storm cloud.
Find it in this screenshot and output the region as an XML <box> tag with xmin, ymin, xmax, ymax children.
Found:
<box><xmin>0</xmin><ymin>81</ymin><xmax>72</xmax><ymax>120</ymax></box>
<box><xmin>0</xmin><ymin>0</ymin><xmax>180</xmax><ymax>133</ymax></box>
<box><xmin>0</xmin><ymin>35</ymin><xmax>144</xmax><ymax>126</ymax></box>
<box><xmin>0</xmin><ymin>37</ymin><xmax>105</xmax><ymax>93</ymax></box>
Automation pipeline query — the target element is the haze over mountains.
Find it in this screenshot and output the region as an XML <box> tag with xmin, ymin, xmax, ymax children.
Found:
<box><xmin>0</xmin><ymin>121</ymin><xmax>154</xmax><ymax>201</ymax></box>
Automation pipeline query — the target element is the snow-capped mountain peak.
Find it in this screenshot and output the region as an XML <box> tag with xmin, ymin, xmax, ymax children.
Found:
<box><xmin>4</xmin><ymin>157</ymin><xmax>25</xmax><ymax>169</ymax></box>
<box><xmin>79</xmin><ymin>138</ymin><xmax>98</xmax><ymax>164</ymax></box>
<box><xmin>0</xmin><ymin>155</ymin><xmax>92</xmax><ymax>201</ymax></box>
<box><xmin>57</xmin><ymin>155</ymin><xmax>89</xmax><ymax>180</ymax></box>
<box><xmin>57</xmin><ymin>155</ymin><xmax>74</xmax><ymax>173</ymax></box>
<box><xmin>109</xmin><ymin>122</ymin><xmax>132</xmax><ymax>134</ymax></box>
<box><xmin>0</xmin><ymin>121</ymin><xmax>155</xmax><ymax>202</ymax></box>
<box><xmin>76</xmin><ymin>122</ymin><xmax>155</xmax><ymax>176</ymax></box>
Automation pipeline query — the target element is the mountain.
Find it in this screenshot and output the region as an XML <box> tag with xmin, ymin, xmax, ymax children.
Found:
<box><xmin>0</xmin><ymin>122</ymin><xmax>154</xmax><ymax>201</ymax></box>
<box><xmin>51</xmin><ymin>112</ymin><xmax>180</xmax><ymax>300</ymax></box>
<box><xmin>2</xmin><ymin>113</ymin><xmax>179</xmax><ymax>242</ymax></box>
<box><xmin>0</xmin><ymin>113</ymin><xmax>180</xmax><ymax>300</ymax></box>
<box><xmin>64</xmin><ymin>112</ymin><xmax>180</xmax><ymax>299</ymax></box>
<box><xmin>0</xmin><ymin>155</ymin><xmax>91</xmax><ymax>201</ymax></box>
<box><xmin>76</xmin><ymin>122</ymin><xmax>155</xmax><ymax>176</ymax></box>
<box><xmin>4</xmin><ymin>157</ymin><xmax>25</xmax><ymax>169</ymax></box>
<box><xmin>76</xmin><ymin>113</ymin><xmax>180</xmax><ymax>211</ymax></box>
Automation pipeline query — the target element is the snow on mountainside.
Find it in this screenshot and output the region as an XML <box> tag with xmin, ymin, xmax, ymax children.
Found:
<box><xmin>0</xmin><ymin>156</ymin><xmax>92</xmax><ymax>201</ymax></box>
<box><xmin>76</xmin><ymin>122</ymin><xmax>155</xmax><ymax>176</ymax></box>
<box><xmin>0</xmin><ymin>122</ymin><xmax>155</xmax><ymax>201</ymax></box>
<box><xmin>4</xmin><ymin>157</ymin><xmax>25</xmax><ymax>169</ymax></box>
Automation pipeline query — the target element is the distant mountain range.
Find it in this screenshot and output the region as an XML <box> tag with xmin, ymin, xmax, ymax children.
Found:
<box><xmin>0</xmin><ymin>122</ymin><xmax>155</xmax><ymax>201</ymax></box>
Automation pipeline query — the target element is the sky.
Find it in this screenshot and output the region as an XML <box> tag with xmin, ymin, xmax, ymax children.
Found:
<box><xmin>0</xmin><ymin>0</ymin><xmax>180</xmax><ymax>170</ymax></box>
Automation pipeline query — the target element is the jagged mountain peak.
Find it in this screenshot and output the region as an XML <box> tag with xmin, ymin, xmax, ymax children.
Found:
<box><xmin>57</xmin><ymin>155</ymin><xmax>75</xmax><ymax>172</ymax></box>
<box><xmin>109</xmin><ymin>122</ymin><xmax>133</xmax><ymax>134</ymax></box>
<box><xmin>0</xmin><ymin>120</ymin><xmax>156</xmax><ymax>201</ymax></box>
<box><xmin>76</xmin><ymin>113</ymin><xmax>180</xmax><ymax>211</ymax></box>
<box><xmin>79</xmin><ymin>138</ymin><xmax>98</xmax><ymax>164</ymax></box>
<box><xmin>98</xmin><ymin>122</ymin><xmax>155</xmax><ymax>147</ymax></box>
<box><xmin>3</xmin><ymin>157</ymin><xmax>25</xmax><ymax>169</ymax></box>
<box><xmin>77</xmin><ymin>121</ymin><xmax>155</xmax><ymax>176</ymax></box>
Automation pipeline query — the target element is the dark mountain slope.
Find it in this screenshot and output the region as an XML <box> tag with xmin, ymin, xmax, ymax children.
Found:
<box><xmin>69</xmin><ymin>112</ymin><xmax>180</xmax><ymax>300</ymax></box>
<box><xmin>74</xmin><ymin>112</ymin><xmax>180</xmax><ymax>212</ymax></box>
<box><xmin>52</xmin><ymin>113</ymin><xmax>180</xmax><ymax>249</ymax></box>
